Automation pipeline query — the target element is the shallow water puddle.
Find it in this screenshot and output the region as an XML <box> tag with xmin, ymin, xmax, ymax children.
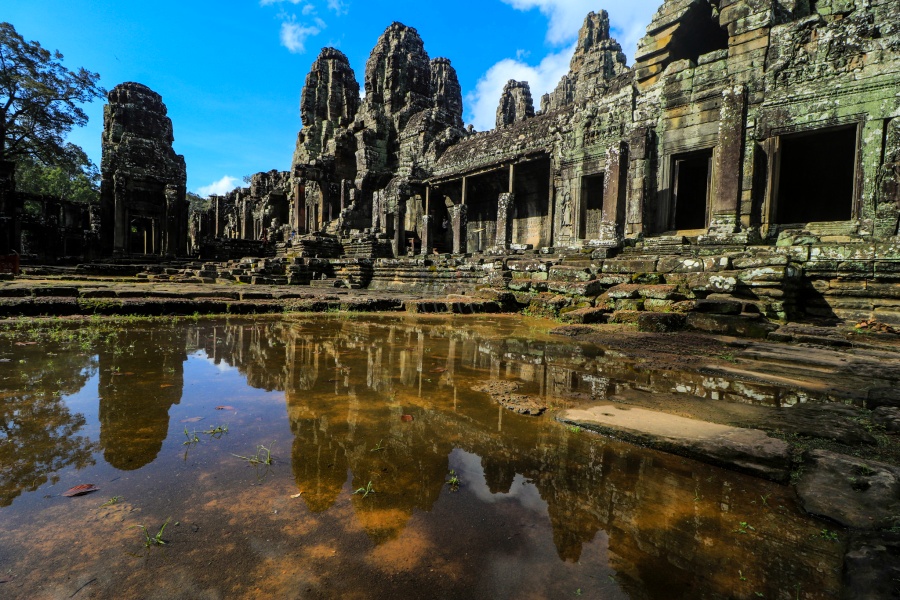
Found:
<box><xmin>0</xmin><ymin>315</ymin><xmax>844</xmax><ymax>598</ymax></box>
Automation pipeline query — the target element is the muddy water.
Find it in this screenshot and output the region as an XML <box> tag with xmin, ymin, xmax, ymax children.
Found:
<box><xmin>0</xmin><ymin>315</ymin><xmax>844</xmax><ymax>599</ymax></box>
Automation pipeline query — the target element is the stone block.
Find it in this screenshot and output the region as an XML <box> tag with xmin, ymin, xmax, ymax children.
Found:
<box><xmin>606</xmin><ymin>284</ymin><xmax>642</xmax><ymax>299</ymax></box>
<box><xmin>732</xmin><ymin>254</ymin><xmax>789</xmax><ymax>269</ymax></box>
<box><xmin>601</xmin><ymin>258</ymin><xmax>659</xmax><ymax>274</ymax></box>
<box><xmin>615</xmin><ymin>298</ymin><xmax>644</xmax><ymax>311</ymax></box>
<box><xmin>560</xmin><ymin>306</ymin><xmax>610</xmax><ymax>325</ymax></box>
<box><xmin>548</xmin><ymin>266</ymin><xmax>593</xmax><ymax>281</ymax></box>
<box><xmin>637</xmin><ymin>311</ymin><xmax>686</xmax><ymax>333</ymax></box>
<box><xmin>685</xmin><ymin>313</ymin><xmax>776</xmax><ymax>338</ymax></box>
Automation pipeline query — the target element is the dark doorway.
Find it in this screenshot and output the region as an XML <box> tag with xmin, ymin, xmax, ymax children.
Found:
<box><xmin>579</xmin><ymin>173</ymin><xmax>604</xmax><ymax>239</ymax></box>
<box><xmin>129</xmin><ymin>217</ymin><xmax>157</xmax><ymax>254</ymax></box>
<box><xmin>672</xmin><ymin>150</ymin><xmax>712</xmax><ymax>230</ymax></box>
<box><xmin>775</xmin><ymin>125</ymin><xmax>857</xmax><ymax>224</ymax></box>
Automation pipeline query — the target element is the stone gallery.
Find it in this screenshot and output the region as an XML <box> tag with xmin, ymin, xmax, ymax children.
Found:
<box><xmin>183</xmin><ymin>0</ymin><xmax>900</xmax><ymax>324</ymax></box>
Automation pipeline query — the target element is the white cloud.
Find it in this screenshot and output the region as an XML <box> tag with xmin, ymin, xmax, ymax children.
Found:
<box><xmin>301</xmin><ymin>3</ymin><xmax>316</xmax><ymax>15</ymax></box>
<box><xmin>280</xmin><ymin>20</ymin><xmax>322</xmax><ymax>53</ymax></box>
<box><xmin>260</xmin><ymin>0</ymin><xmax>306</xmax><ymax>5</ymax></box>
<box><xmin>465</xmin><ymin>45</ymin><xmax>572</xmax><ymax>132</ymax></box>
<box><xmin>197</xmin><ymin>176</ymin><xmax>242</xmax><ymax>197</ymax></box>
<box><xmin>327</xmin><ymin>0</ymin><xmax>348</xmax><ymax>15</ymax></box>
<box><xmin>500</xmin><ymin>0</ymin><xmax>659</xmax><ymax>58</ymax></box>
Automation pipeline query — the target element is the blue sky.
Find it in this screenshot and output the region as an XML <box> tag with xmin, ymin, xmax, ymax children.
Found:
<box><xmin>5</xmin><ymin>0</ymin><xmax>659</xmax><ymax>196</ymax></box>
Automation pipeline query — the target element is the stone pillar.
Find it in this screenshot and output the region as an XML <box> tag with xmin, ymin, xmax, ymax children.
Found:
<box><xmin>392</xmin><ymin>203</ymin><xmax>404</xmax><ymax>258</ymax></box>
<box><xmin>0</xmin><ymin>161</ymin><xmax>15</xmax><ymax>253</ymax></box>
<box><xmin>710</xmin><ymin>85</ymin><xmax>746</xmax><ymax>234</ymax></box>
<box><xmin>450</xmin><ymin>204</ymin><xmax>467</xmax><ymax>254</ymax></box>
<box><xmin>600</xmin><ymin>141</ymin><xmax>628</xmax><ymax>244</ymax></box>
<box><xmin>496</xmin><ymin>193</ymin><xmax>513</xmax><ymax>251</ymax></box>
<box><xmin>420</xmin><ymin>214</ymin><xmax>433</xmax><ymax>255</ymax></box>
<box><xmin>214</xmin><ymin>196</ymin><xmax>223</xmax><ymax>238</ymax></box>
<box><xmin>113</xmin><ymin>175</ymin><xmax>128</xmax><ymax>253</ymax></box>
<box><xmin>627</xmin><ymin>127</ymin><xmax>653</xmax><ymax>237</ymax></box>
<box><xmin>877</xmin><ymin>118</ymin><xmax>900</xmax><ymax>237</ymax></box>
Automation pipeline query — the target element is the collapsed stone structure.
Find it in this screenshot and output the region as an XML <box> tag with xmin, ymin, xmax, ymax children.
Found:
<box><xmin>100</xmin><ymin>82</ymin><xmax>188</xmax><ymax>256</ymax></box>
<box><xmin>188</xmin><ymin>0</ymin><xmax>900</xmax><ymax>325</ymax></box>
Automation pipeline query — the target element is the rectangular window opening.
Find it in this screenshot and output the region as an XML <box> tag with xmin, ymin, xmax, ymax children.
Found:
<box><xmin>774</xmin><ymin>125</ymin><xmax>857</xmax><ymax>224</ymax></box>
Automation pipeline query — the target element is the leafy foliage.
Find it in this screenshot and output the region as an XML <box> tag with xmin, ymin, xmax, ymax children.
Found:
<box><xmin>14</xmin><ymin>150</ymin><xmax>99</xmax><ymax>204</ymax></box>
<box><xmin>187</xmin><ymin>192</ymin><xmax>210</xmax><ymax>213</ymax></box>
<box><xmin>0</xmin><ymin>21</ymin><xmax>105</xmax><ymax>170</ymax></box>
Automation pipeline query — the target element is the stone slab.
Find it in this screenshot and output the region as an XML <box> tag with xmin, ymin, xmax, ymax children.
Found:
<box><xmin>796</xmin><ymin>450</ymin><xmax>900</xmax><ymax>530</ymax></box>
<box><xmin>558</xmin><ymin>405</ymin><xmax>791</xmax><ymax>481</ymax></box>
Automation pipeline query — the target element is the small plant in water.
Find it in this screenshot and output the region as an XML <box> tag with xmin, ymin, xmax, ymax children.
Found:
<box><xmin>734</xmin><ymin>521</ymin><xmax>755</xmax><ymax>535</ymax></box>
<box><xmin>233</xmin><ymin>444</ymin><xmax>273</xmax><ymax>465</ymax></box>
<box><xmin>567</xmin><ymin>425</ymin><xmax>582</xmax><ymax>434</ymax></box>
<box><xmin>446</xmin><ymin>469</ymin><xmax>460</xmax><ymax>492</ymax></box>
<box><xmin>202</xmin><ymin>424</ymin><xmax>229</xmax><ymax>438</ymax></box>
<box><xmin>353</xmin><ymin>481</ymin><xmax>376</xmax><ymax>498</ymax></box>
<box><xmin>136</xmin><ymin>518</ymin><xmax>171</xmax><ymax>548</ymax></box>
<box><xmin>99</xmin><ymin>496</ymin><xmax>122</xmax><ymax>508</ymax></box>
<box><xmin>370</xmin><ymin>439</ymin><xmax>386</xmax><ymax>452</ymax></box>
<box><xmin>183</xmin><ymin>426</ymin><xmax>200</xmax><ymax>446</ymax></box>
<box><xmin>819</xmin><ymin>529</ymin><xmax>839</xmax><ymax>542</ymax></box>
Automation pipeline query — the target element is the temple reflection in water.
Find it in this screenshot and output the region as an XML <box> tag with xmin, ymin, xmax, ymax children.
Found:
<box><xmin>0</xmin><ymin>316</ymin><xmax>844</xmax><ymax>598</ymax></box>
<box><xmin>188</xmin><ymin>316</ymin><xmax>842</xmax><ymax>597</ymax></box>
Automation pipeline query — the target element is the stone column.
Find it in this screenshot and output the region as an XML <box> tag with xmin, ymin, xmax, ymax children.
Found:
<box><xmin>450</xmin><ymin>204</ymin><xmax>467</xmax><ymax>254</ymax></box>
<box><xmin>392</xmin><ymin>204</ymin><xmax>404</xmax><ymax>257</ymax></box>
<box><xmin>420</xmin><ymin>214</ymin><xmax>433</xmax><ymax>255</ymax></box>
<box><xmin>113</xmin><ymin>175</ymin><xmax>128</xmax><ymax>253</ymax></box>
<box><xmin>496</xmin><ymin>193</ymin><xmax>513</xmax><ymax>251</ymax></box>
<box><xmin>709</xmin><ymin>85</ymin><xmax>746</xmax><ymax>234</ymax></box>
<box><xmin>214</xmin><ymin>196</ymin><xmax>223</xmax><ymax>238</ymax></box>
<box><xmin>0</xmin><ymin>161</ymin><xmax>15</xmax><ymax>253</ymax></box>
<box><xmin>600</xmin><ymin>141</ymin><xmax>628</xmax><ymax>244</ymax></box>
<box><xmin>627</xmin><ymin>127</ymin><xmax>653</xmax><ymax>237</ymax></box>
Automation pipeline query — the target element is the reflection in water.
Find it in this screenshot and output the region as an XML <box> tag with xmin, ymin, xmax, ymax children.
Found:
<box><xmin>0</xmin><ymin>316</ymin><xmax>849</xmax><ymax>599</ymax></box>
<box><xmin>98</xmin><ymin>328</ymin><xmax>186</xmax><ymax>470</ymax></box>
<box><xmin>0</xmin><ymin>344</ymin><xmax>97</xmax><ymax>507</ymax></box>
<box><xmin>194</xmin><ymin>316</ymin><xmax>844</xmax><ymax>598</ymax></box>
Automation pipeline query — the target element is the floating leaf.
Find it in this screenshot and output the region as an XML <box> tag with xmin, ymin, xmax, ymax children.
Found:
<box><xmin>62</xmin><ymin>484</ymin><xmax>99</xmax><ymax>497</ymax></box>
<box><xmin>401</xmin><ymin>414</ymin><xmax>414</xmax><ymax>423</ymax></box>
<box><xmin>160</xmin><ymin>384</ymin><xmax>173</xmax><ymax>388</ymax></box>
<box><xmin>180</xmin><ymin>417</ymin><xmax>203</xmax><ymax>423</ymax></box>
<box><xmin>290</xmin><ymin>493</ymin><xmax>303</xmax><ymax>499</ymax></box>
<box><xmin>14</xmin><ymin>341</ymin><xmax>37</xmax><ymax>346</ymax></box>
<box><xmin>215</xmin><ymin>406</ymin><xmax>235</xmax><ymax>411</ymax></box>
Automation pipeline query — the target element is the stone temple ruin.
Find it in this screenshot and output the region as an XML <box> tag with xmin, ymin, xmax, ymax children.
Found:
<box><xmin>5</xmin><ymin>0</ymin><xmax>898</xmax><ymax>328</ymax></box>
<box><xmin>183</xmin><ymin>0</ymin><xmax>900</xmax><ymax>326</ymax></box>
<box><xmin>99</xmin><ymin>82</ymin><xmax>188</xmax><ymax>256</ymax></box>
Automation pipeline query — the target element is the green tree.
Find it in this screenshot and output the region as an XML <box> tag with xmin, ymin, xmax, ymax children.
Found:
<box><xmin>187</xmin><ymin>191</ymin><xmax>210</xmax><ymax>213</ymax></box>
<box><xmin>15</xmin><ymin>146</ymin><xmax>99</xmax><ymax>204</ymax></box>
<box><xmin>0</xmin><ymin>21</ymin><xmax>105</xmax><ymax>170</ymax></box>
